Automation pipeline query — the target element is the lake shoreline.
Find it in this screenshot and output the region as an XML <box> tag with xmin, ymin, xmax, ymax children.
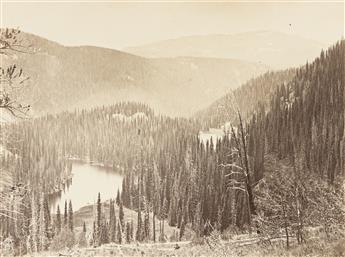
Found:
<box><xmin>49</xmin><ymin>161</ymin><xmax>124</xmax><ymax>213</ymax></box>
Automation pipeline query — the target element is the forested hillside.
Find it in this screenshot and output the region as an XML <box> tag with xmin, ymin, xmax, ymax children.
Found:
<box><xmin>199</xmin><ymin>40</ymin><xmax>344</xmax><ymax>184</ymax></box>
<box><xmin>191</xmin><ymin>40</ymin><xmax>344</xmax><ymax>245</ymax></box>
<box><xmin>1</xmin><ymin>36</ymin><xmax>344</xmax><ymax>256</ymax></box>
<box><xmin>2</xmin><ymin>32</ymin><xmax>267</xmax><ymax>117</ymax></box>
<box><xmin>250</xmin><ymin>40</ymin><xmax>345</xmax><ymax>184</ymax></box>
<box><xmin>1</xmin><ymin>101</ymin><xmax>262</xmax><ymax>252</ymax></box>
<box><xmin>196</xmin><ymin>69</ymin><xmax>296</xmax><ymax>128</ymax></box>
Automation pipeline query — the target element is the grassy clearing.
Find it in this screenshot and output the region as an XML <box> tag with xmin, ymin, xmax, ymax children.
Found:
<box><xmin>28</xmin><ymin>234</ymin><xmax>344</xmax><ymax>257</ymax></box>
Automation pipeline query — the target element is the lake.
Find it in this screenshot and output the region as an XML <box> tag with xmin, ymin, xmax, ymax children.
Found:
<box><xmin>49</xmin><ymin>162</ymin><xmax>123</xmax><ymax>213</ymax></box>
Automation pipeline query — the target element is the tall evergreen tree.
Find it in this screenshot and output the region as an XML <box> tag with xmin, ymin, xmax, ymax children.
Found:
<box><xmin>56</xmin><ymin>205</ymin><xmax>61</xmax><ymax>235</ymax></box>
<box><xmin>43</xmin><ymin>196</ymin><xmax>51</xmax><ymax>233</ymax></box>
<box><xmin>64</xmin><ymin>200</ymin><xmax>68</xmax><ymax>227</ymax></box>
<box><xmin>68</xmin><ymin>200</ymin><xmax>73</xmax><ymax>231</ymax></box>
<box><xmin>125</xmin><ymin>222</ymin><xmax>131</xmax><ymax>243</ymax></box>
<box><xmin>94</xmin><ymin>192</ymin><xmax>102</xmax><ymax>246</ymax></box>
<box><xmin>38</xmin><ymin>194</ymin><xmax>49</xmax><ymax>251</ymax></box>
<box><xmin>144</xmin><ymin>208</ymin><xmax>150</xmax><ymax>241</ymax></box>
<box><xmin>119</xmin><ymin>201</ymin><xmax>124</xmax><ymax>231</ymax></box>
<box><xmin>117</xmin><ymin>221</ymin><xmax>122</xmax><ymax>244</ymax></box>
<box><xmin>99</xmin><ymin>221</ymin><xmax>109</xmax><ymax>245</ymax></box>
<box><xmin>96</xmin><ymin>193</ymin><xmax>101</xmax><ymax>230</ymax></box>
<box><xmin>116</xmin><ymin>190</ymin><xmax>121</xmax><ymax>206</ymax></box>
<box><xmin>109</xmin><ymin>200</ymin><xmax>116</xmax><ymax>242</ymax></box>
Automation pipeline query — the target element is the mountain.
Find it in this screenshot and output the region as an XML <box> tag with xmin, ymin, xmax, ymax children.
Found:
<box><xmin>3</xmin><ymin>32</ymin><xmax>268</xmax><ymax>117</ymax></box>
<box><xmin>258</xmin><ymin>40</ymin><xmax>345</xmax><ymax>183</ymax></box>
<box><xmin>201</xmin><ymin>40</ymin><xmax>345</xmax><ymax>184</ymax></box>
<box><xmin>124</xmin><ymin>31</ymin><xmax>327</xmax><ymax>70</ymax></box>
<box><xmin>196</xmin><ymin>69</ymin><xmax>296</xmax><ymax>128</ymax></box>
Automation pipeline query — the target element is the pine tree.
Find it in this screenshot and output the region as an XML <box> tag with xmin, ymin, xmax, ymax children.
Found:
<box><xmin>64</xmin><ymin>200</ymin><xmax>68</xmax><ymax>227</ymax></box>
<box><xmin>136</xmin><ymin>211</ymin><xmax>143</xmax><ymax>242</ymax></box>
<box><xmin>38</xmin><ymin>194</ymin><xmax>49</xmax><ymax>251</ymax></box>
<box><xmin>126</xmin><ymin>222</ymin><xmax>131</xmax><ymax>243</ymax></box>
<box><xmin>94</xmin><ymin>192</ymin><xmax>102</xmax><ymax>246</ymax></box>
<box><xmin>43</xmin><ymin>196</ymin><xmax>51</xmax><ymax>237</ymax></box>
<box><xmin>144</xmin><ymin>208</ymin><xmax>150</xmax><ymax>241</ymax></box>
<box><xmin>130</xmin><ymin>220</ymin><xmax>134</xmax><ymax>242</ymax></box>
<box><xmin>96</xmin><ymin>193</ymin><xmax>101</xmax><ymax>230</ymax></box>
<box><xmin>56</xmin><ymin>205</ymin><xmax>61</xmax><ymax>235</ymax></box>
<box><xmin>159</xmin><ymin>198</ymin><xmax>168</xmax><ymax>241</ymax></box>
<box><xmin>83</xmin><ymin>221</ymin><xmax>86</xmax><ymax>233</ymax></box>
<box><xmin>179</xmin><ymin>217</ymin><xmax>186</xmax><ymax>241</ymax></box>
<box><xmin>116</xmin><ymin>189</ymin><xmax>121</xmax><ymax>206</ymax></box>
<box><xmin>109</xmin><ymin>200</ymin><xmax>116</xmax><ymax>242</ymax></box>
<box><xmin>117</xmin><ymin>221</ymin><xmax>122</xmax><ymax>244</ymax></box>
<box><xmin>137</xmin><ymin>173</ymin><xmax>143</xmax><ymax>242</ymax></box>
<box><xmin>92</xmin><ymin>221</ymin><xmax>97</xmax><ymax>247</ymax></box>
<box><xmin>68</xmin><ymin>200</ymin><xmax>73</xmax><ymax>231</ymax></box>
<box><xmin>100</xmin><ymin>221</ymin><xmax>109</xmax><ymax>245</ymax></box>
<box><xmin>119</xmin><ymin>201</ymin><xmax>125</xmax><ymax>230</ymax></box>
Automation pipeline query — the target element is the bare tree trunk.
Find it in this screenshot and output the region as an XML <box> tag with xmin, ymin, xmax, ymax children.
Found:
<box><xmin>238</xmin><ymin>113</ymin><xmax>256</xmax><ymax>217</ymax></box>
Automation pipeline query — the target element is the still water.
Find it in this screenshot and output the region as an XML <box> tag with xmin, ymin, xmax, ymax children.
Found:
<box><xmin>49</xmin><ymin>162</ymin><xmax>123</xmax><ymax>212</ymax></box>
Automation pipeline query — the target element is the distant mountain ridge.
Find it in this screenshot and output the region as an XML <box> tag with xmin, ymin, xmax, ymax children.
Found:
<box><xmin>124</xmin><ymin>30</ymin><xmax>327</xmax><ymax>70</ymax></box>
<box><xmin>4</xmin><ymin>32</ymin><xmax>268</xmax><ymax>117</ymax></box>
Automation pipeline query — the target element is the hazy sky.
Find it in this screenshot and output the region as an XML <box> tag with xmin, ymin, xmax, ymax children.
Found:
<box><xmin>1</xmin><ymin>1</ymin><xmax>344</xmax><ymax>49</ymax></box>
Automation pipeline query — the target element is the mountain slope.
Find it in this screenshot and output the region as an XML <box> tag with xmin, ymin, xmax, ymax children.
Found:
<box><xmin>196</xmin><ymin>69</ymin><xmax>296</xmax><ymax>128</ymax></box>
<box><xmin>3</xmin><ymin>32</ymin><xmax>268</xmax><ymax>117</ymax></box>
<box><xmin>260</xmin><ymin>40</ymin><xmax>345</xmax><ymax>183</ymax></box>
<box><xmin>124</xmin><ymin>31</ymin><xmax>326</xmax><ymax>70</ymax></box>
<box><xmin>198</xmin><ymin>40</ymin><xmax>344</xmax><ymax>183</ymax></box>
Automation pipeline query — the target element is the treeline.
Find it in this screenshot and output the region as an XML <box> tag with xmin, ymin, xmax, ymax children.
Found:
<box><xmin>250</xmin><ymin>40</ymin><xmax>345</xmax><ymax>184</ymax></box>
<box><xmin>120</xmin><ymin>131</ymin><xmax>261</xmax><ymax>238</ymax></box>
<box><xmin>1</xmin><ymin>102</ymin><xmax>202</xmax><ymax>252</ymax></box>
<box><xmin>3</xmin><ymin>100</ymin><xmax>257</xmax><ymax>246</ymax></box>
<box><xmin>241</xmin><ymin>40</ymin><xmax>345</xmax><ymax>245</ymax></box>
<box><xmin>7</xmin><ymin>102</ymin><xmax>198</xmax><ymax>171</ymax></box>
<box><xmin>196</xmin><ymin>69</ymin><xmax>296</xmax><ymax>128</ymax></box>
<box><xmin>1</xmin><ymin>41</ymin><xmax>344</xmax><ymax>254</ymax></box>
<box><xmin>90</xmin><ymin>193</ymin><xmax>135</xmax><ymax>246</ymax></box>
<box><xmin>1</xmin><ymin>122</ymin><xmax>72</xmax><ymax>195</ymax></box>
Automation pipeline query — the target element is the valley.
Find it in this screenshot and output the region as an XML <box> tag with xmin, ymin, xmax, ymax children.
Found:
<box><xmin>0</xmin><ymin>10</ymin><xmax>344</xmax><ymax>256</ymax></box>
<box><xmin>2</xmin><ymin>33</ymin><xmax>268</xmax><ymax>117</ymax></box>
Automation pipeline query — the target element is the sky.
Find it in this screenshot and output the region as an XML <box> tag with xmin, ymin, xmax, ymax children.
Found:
<box><xmin>1</xmin><ymin>1</ymin><xmax>344</xmax><ymax>50</ymax></box>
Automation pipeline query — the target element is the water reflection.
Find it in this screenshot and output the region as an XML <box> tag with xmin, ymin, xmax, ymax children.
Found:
<box><xmin>49</xmin><ymin>162</ymin><xmax>123</xmax><ymax>212</ymax></box>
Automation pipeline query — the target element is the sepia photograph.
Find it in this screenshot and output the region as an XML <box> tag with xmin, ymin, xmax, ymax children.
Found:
<box><xmin>0</xmin><ymin>1</ymin><xmax>344</xmax><ymax>256</ymax></box>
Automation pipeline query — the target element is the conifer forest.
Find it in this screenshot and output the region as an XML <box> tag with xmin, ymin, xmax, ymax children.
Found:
<box><xmin>0</xmin><ymin>3</ymin><xmax>344</xmax><ymax>257</ymax></box>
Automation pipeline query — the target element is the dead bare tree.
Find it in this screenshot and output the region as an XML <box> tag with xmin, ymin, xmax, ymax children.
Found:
<box><xmin>0</xmin><ymin>28</ymin><xmax>30</xmax><ymax>118</ymax></box>
<box><xmin>219</xmin><ymin>111</ymin><xmax>256</xmax><ymax>234</ymax></box>
<box><xmin>216</xmin><ymin>89</ymin><xmax>257</xmax><ymax>231</ymax></box>
<box><xmin>0</xmin><ymin>28</ymin><xmax>31</xmax><ymax>219</ymax></box>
